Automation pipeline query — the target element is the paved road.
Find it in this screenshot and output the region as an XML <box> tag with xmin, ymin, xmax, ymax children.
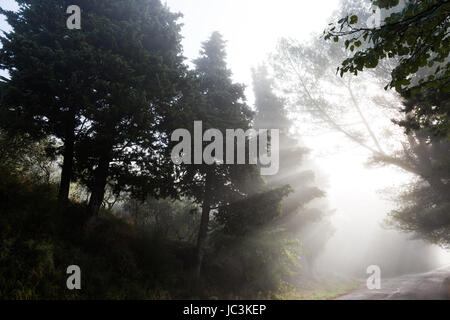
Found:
<box><xmin>337</xmin><ymin>266</ymin><xmax>450</xmax><ymax>300</ymax></box>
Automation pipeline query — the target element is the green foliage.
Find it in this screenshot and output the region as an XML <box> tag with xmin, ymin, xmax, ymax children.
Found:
<box><xmin>169</xmin><ymin>32</ymin><xmax>277</xmax><ymax>280</ymax></box>
<box><xmin>121</xmin><ymin>197</ymin><xmax>200</xmax><ymax>243</ymax></box>
<box><xmin>395</xmin><ymin>89</ymin><xmax>450</xmax><ymax>138</ymax></box>
<box><xmin>68</xmin><ymin>0</ymin><xmax>189</xmax><ymax>201</ymax></box>
<box><xmin>318</xmin><ymin>0</ymin><xmax>450</xmax><ymax>249</ymax></box>
<box><xmin>384</xmin><ymin>105</ymin><xmax>450</xmax><ymax>247</ymax></box>
<box><xmin>252</xmin><ymin>65</ymin><xmax>291</xmax><ymax>132</ymax></box>
<box><xmin>0</xmin><ymin>130</ymin><xmax>57</xmax><ymax>183</ymax></box>
<box><xmin>387</xmin><ymin>181</ymin><xmax>450</xmax><ymax>248</ymax></box>
<box><xmin>207</xmin><ymin>228</ymin><xmax>302</xmax><ymax>298</ymax></box>
<box><xmin>216</xmin><ymin>186</ymin><xmax>292</xmax><ymax>236</ymax></box>
<box><xmin>0</xmin><ymin>0</ymin><xmax>190</xmax><ymax>214</ymax></box>
<box><xmin>0</xmin><ymin>167</ymin><xmax>302</xmax><ymax>299</ymax></box>
<box><xmin>0</xmin><ymin>169</ymin><xmax>187</xmax><ymax>299</ymax></box>
<box><xmin>174</xmin><ymin>32</ymin><xmax>256</xmax><ymax>205</ymax></box>
<box><xmin>325</xmin><ymin>0</ymin><xmax>449</xmax><ymax>93</ymax></box>
<box><xmin>251</xmin><ymin>65</ymin><xmax>333</xmax><ymax>272</ymax></box>
<box><xmin>0</xmin><ymin>1</ymin><xmax>349</xmax><ymax>300</ymax></box>
<box><xmin>324</xmin><ymin>0</ymin><xmax>450</xmax><ymax>136</ymax></box>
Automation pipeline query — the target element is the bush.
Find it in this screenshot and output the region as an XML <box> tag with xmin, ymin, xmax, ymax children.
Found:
<box><xmin>0</xmin><ymin>170</ymin><xmax>188</xmax><ymax>299</ymax></box>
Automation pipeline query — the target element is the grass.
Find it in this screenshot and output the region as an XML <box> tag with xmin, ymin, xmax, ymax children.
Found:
<box><xmin>276</xmin><ymin>275</ymin><xmax>361</xmax><ymax>300</ymax></box>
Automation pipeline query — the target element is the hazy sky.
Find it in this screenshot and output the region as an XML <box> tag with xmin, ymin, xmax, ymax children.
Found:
<box><xmin>1</xmin><ymin>0</ymin><xmax>340</xmax><ymax>98</ymax></box>
<box><xmin>165</xmin><ymin>0</ymin><xmax>341</xmax><ymax>101</ymax></box>
<box><xmin>0</xmin><ymin>0</ymin><xmax>340</xmax><ymax>98</ymax></box>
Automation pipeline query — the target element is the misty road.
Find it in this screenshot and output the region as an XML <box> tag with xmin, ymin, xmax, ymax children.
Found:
<box><xmin>337</xmin><ymin>266</ymin><xmax>450</xmax><ymax>300</ymax></box>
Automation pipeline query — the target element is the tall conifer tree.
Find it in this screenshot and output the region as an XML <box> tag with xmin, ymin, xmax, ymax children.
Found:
<box><xmin>0</xmin><ymin>0</ymin><xmax>189</xmax><ymax>215</ymax></box>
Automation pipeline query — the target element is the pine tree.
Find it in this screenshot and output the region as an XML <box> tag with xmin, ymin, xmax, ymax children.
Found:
<box><xmin>172</xmin><ymin>32</ymin><xmax>273</xmax><ymax>279</ymax></box>
<box><xmin>190</xmin><ymin>32</ymin><xmax>254</xmax><ymax>278</ymax></box>
<box><xmin>252</xmin><ymin>65</ymin><xmax>333</xmax><ymax>273</ymax></box>
<box><xmin>387</xmin><ymin>91</ymin><xmax>450</xmax><ymax>247</ymax></box>
<box><xmin>0</xmin><ymin>0</ymin><xmax>93</xmax><ymax>207</ymax></box>
<box><xmin>72</xmin><ymin>0</ymin><xmax>188</xmax><ymax>217</ymax></box>
<box><xmin>0</xmin><ymin>0</ymin><xmax>189</xmax><ymax>215</ymax></box>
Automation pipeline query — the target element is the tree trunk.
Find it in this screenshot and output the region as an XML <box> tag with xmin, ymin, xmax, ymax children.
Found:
<box><xmin>194</xmin><ymin>171</ymin><xmax>213</xmax><ymax>279</ymax></box>
<box><xmin>58</xmin><ymin>129</ymin><xmax>75</xmax><ymax>209</ymax></box>
<box><xmin>88</xmin><ymin>153</ymin><xmax>111</xmax><ymax>217</ymax></box>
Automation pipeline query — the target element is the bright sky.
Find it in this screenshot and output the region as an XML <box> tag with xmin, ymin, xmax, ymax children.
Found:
<box><xmin>165</xmin><ymin>0</ymin><xmax>341</xmax><ymax>101</ymax></box>
<box><xmin>0</xmin><ymin>0</ymin><xmax>17</xmax><ymax>31</ymax></box>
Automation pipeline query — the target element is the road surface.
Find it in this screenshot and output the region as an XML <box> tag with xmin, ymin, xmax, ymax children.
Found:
<box><xmin>337</xmin><ymin>266</ymin><xmax>450</xmax><ymax>300</ymax></box>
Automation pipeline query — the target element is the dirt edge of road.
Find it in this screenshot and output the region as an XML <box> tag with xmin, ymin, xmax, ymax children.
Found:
<box><xmin>444</xmin><ymin>277</ymin><xmax>450</xmax><ymax>299</ymax></box>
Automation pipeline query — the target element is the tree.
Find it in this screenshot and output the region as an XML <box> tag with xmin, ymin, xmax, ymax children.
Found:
<box><xmin>319</xmin><ymin>0</ymin><xmax>450</xmax><ymax>246</ymax></box>
<box><xmin>170</xmin><ymin>33</ymin><xmax>291</xmax><ymax>283</ymax></box>
<box><xmin>252</xmin><ymin>65</ymin><xmax>333</xmax><ymax>274</ymax></box>
<box><xmin>172</xmin><ymin>32</ymin><xmax>255</xmax><ymax>278</ymax></box>
<box><xmin>1</xmin><ymin>0</ymin><xmax>189</xmax><ymax>216</ymax></box>
<box><xmin>324</xmin><ymin>0</ymin><xmax>450</xmax><ymax>137</ymax></box>
<box><xmin>384</xmin><ymin>91</ymin><xmax>450</xmax><ymax>247</ymax></box>
<box><xmin>0</xmin><ymin>0</ymin><xmax>93</xmax><ymax>207</ymax></box>
<box><xmin>0</xmin><ymin>129</ymin><xmax>56</xmax><ymax>184</ymax></box>
<box><xmin>396</xmin><ymin>87</ymin><xmax>450</xmax><ymax>137</ymax></box>
<box><xmin>275</xmin><ymin>0</ymin><xmax>450</xmax><ymax>248</ymax></box>
<box><xmin>202</xmin><ymin>67</ymin><xmax>333</xmax><ymax>296</ymax></box>
<box><xmin>272</xmin><ymin>35</ymin><xmax>397</xmax><ymax>161</ymax></box>
<box><xmin>272</xmin><ymin>28</ymin><xmax>448</xmax><ymax>192</ymax></box>
<box><xmin>121</xmin><ymin>196</ymin><xmax>200</xmax><ymax>243</ymax></box>
<box><xmin>72</xmin><ymin>0</ymin><xmax>190</xmax><ymax>217</ymax></box>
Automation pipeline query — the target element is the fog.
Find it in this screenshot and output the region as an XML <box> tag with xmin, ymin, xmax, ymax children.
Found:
<box><xmin>1</xmin><ymin>0</ymin><xmax>448</xmax><ymax>297</ymax></box>
<box><xmin>165</xmin><ymin>0</ymin><xmax>450</xmax><ymax>278</ymax></box>
<box><xmin>311</xmin><ymin>142</ymin><xmax>450</xmax><ymax>277</ymax></box>
<box><xmin>2</xmin><ymin>0</ymin><xmax>447</xmax><ymax>278</ymax></box>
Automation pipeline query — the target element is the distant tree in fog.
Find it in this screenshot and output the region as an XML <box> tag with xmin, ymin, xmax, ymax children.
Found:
<box><xmin>324</xmin><ymin>0</ymin><xmax>450</xmax><ymax>138</ymax></box>
<box><xmin>252</xmin><ymin>65</ymin><xmax>334</xmax><ymax>274</ymax></box>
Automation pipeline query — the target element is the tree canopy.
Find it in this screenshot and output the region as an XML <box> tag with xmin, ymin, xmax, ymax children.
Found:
<box><xmin>0</xmin><ymin>0</ymin><xmax>189</xmax><ymax>215</ymax></box>
<box><xmin>324</xmin><ymin>0</ymin><xmax>450</xmax><ymax>137</ymax></box>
